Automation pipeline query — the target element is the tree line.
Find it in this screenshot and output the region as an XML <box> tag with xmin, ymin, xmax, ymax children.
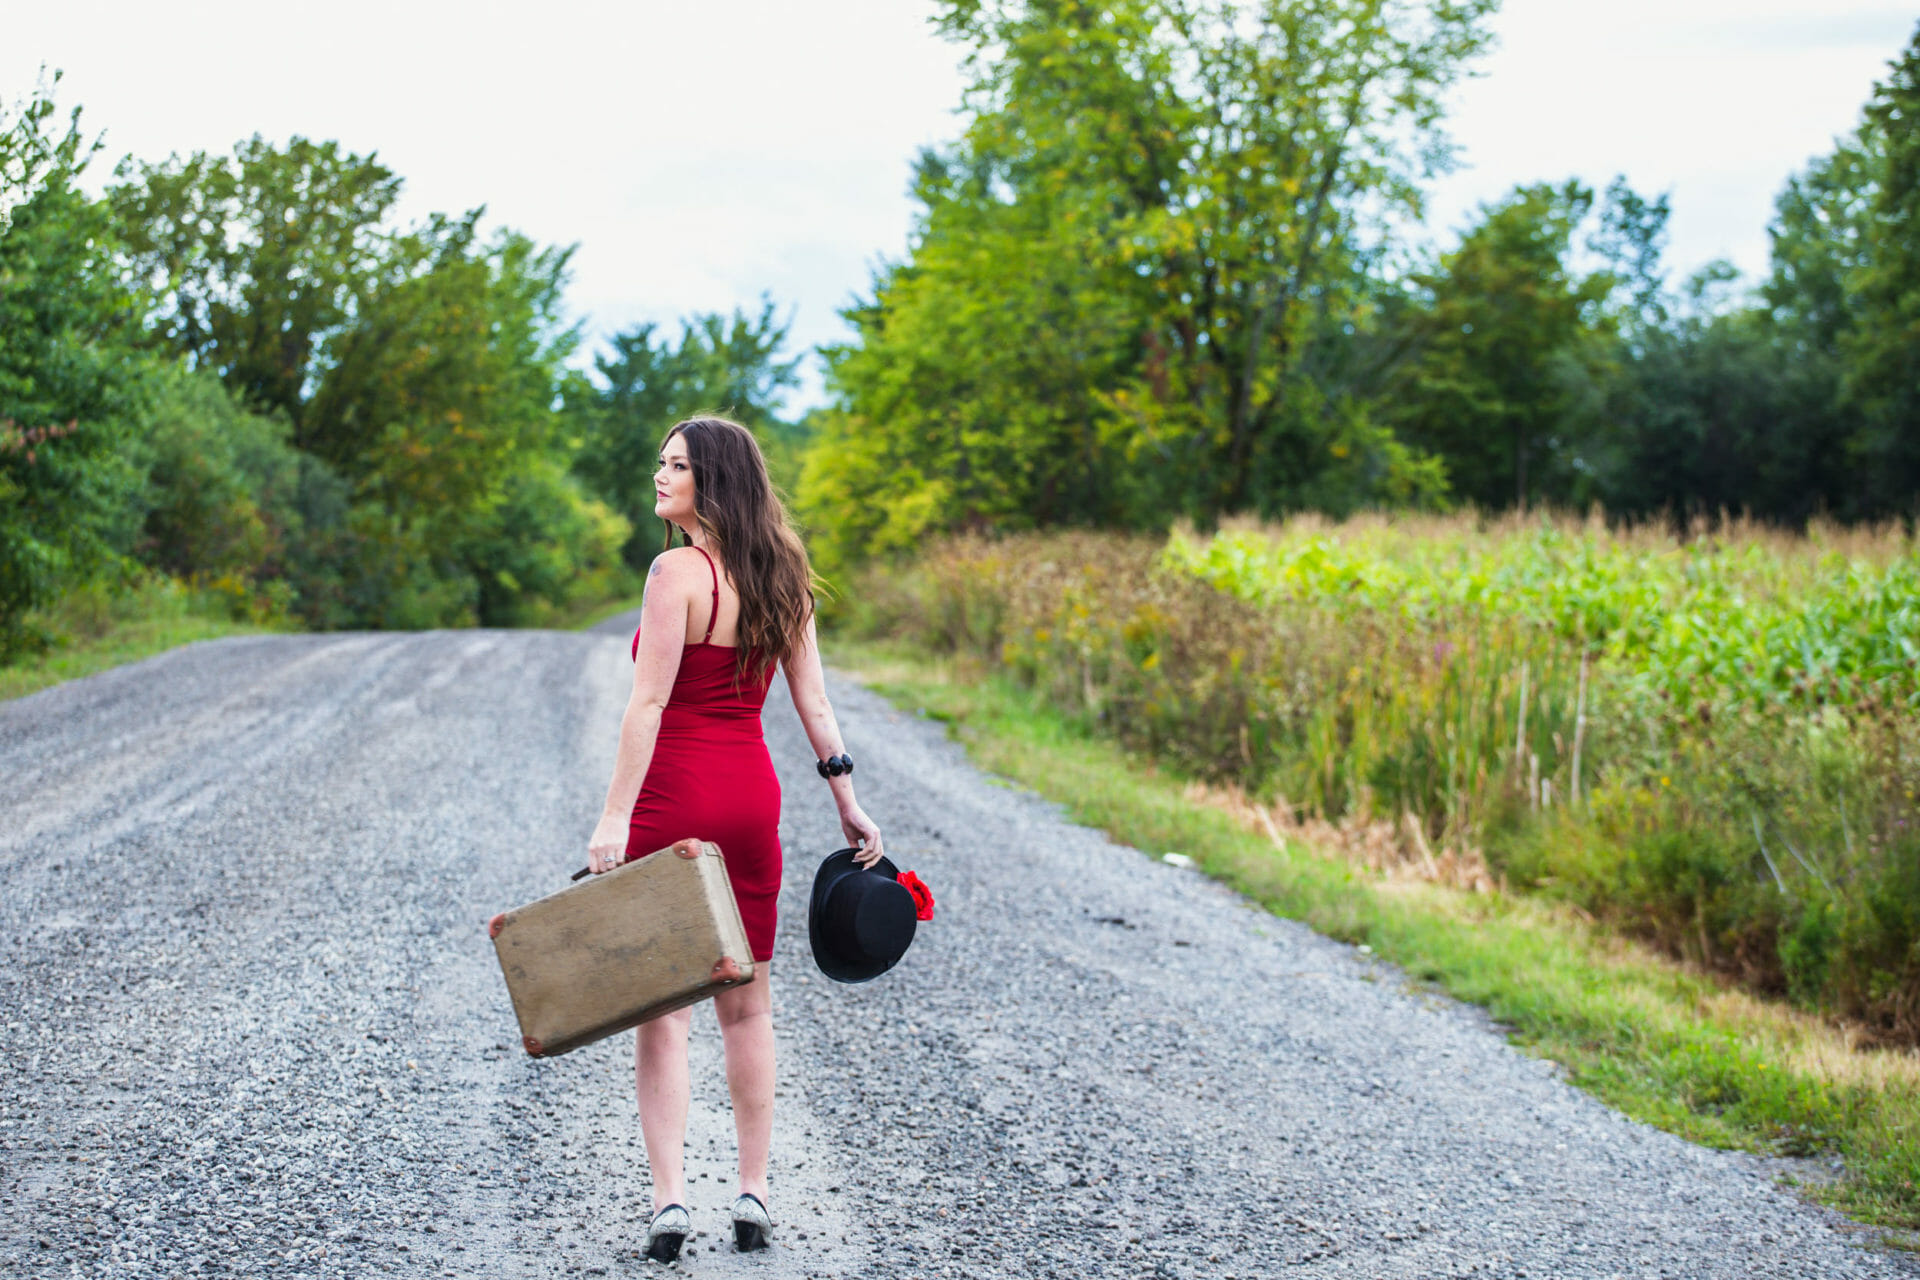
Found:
<box><xmin>7</xmin><ymin>5</ymin><xmax>1918</xmax><ymax>656</ymax></box>
<box><xmin>0</xmin><ymin>76</ymin><xmax>804</xmax><ymax>659</ymax></box>
<box><xmin>794</xmin><ymin>1</ymin><xmax>1920</xmax><ymax>572</ymax></box>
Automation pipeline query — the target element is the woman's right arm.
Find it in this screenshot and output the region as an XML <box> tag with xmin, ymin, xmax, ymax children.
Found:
<box><xmin>586</xmin><ymin>554</ymin><xmax>693</xmax><ymax>873</ymax></box>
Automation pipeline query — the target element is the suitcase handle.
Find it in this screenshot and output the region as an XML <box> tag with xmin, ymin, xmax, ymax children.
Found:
<box><xmin>571</xmin><ymin>838</ymin><xmax>707</xmax><ymax>881</ymax></box>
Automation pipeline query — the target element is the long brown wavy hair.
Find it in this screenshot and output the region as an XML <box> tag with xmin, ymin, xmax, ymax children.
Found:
<box><xmin>660</xmin><ymin>416</ymin><xmax>817</xmax><ymax>681</ymax></box>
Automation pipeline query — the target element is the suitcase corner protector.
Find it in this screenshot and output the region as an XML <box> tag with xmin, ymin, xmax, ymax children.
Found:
<box><xmin>711</xmin><ymin>956</ymin><xmax>746</xmax><ymax>984</ymax></box>
<box><xmin>672</xmin><ymin>838</ymin><xmax>704</xmax><ymax>860</ymax></box>
<box><xmin>488</xmin><ymin>912</ymin><xmax>508</xmax><ymax>938</ymax></box>
<box><xmin>523</xmin><ymin>1035</ymin><xmax>545</xmax><ymax>1057</ymax></box>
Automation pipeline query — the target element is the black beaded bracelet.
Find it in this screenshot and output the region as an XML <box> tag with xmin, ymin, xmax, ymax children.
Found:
<box><xmin>816</xmin><ymin>753</ymin><xmax>854</xmax><ymax>779</ymax></box>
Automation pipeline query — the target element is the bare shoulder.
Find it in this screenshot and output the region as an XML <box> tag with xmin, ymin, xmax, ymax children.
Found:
<box><xmin>645</xmin><ymin>547</ymin><xmax>708</xmax><ymax>589</ymax></box>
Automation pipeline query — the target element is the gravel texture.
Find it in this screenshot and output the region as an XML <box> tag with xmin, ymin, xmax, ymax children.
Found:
<box><xmin>0</xmin><ymin>619</ymin><xmax>1912</xmax><ymax>1278</ymax></box>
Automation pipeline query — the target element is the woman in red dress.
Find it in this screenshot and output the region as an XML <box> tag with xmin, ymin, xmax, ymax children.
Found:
<box><xmin>584</xmin><ymin>417</ymin><xmax>883</xmax><ymax>1260</ymax></box>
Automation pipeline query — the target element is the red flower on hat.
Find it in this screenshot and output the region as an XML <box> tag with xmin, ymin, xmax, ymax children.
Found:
<box><xmin>896</xmin><ymin>870</ymin><xmax>935</xmax><ymax>921</ymax></box>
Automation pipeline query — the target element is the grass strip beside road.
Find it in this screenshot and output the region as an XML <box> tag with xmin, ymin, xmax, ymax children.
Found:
<box><xmin>0</xmin><ymin>581</ymin><xmax>287</xmax><ymax>703</ymax></box>
<box><xmin>832</xmin><ymin>639</ymin><xmax>1920</xmax><ymax>1240</ymax></box>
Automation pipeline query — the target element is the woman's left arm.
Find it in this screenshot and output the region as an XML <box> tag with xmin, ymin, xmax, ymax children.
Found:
<box><xmin>783</xmin><ymin>613</ymin><xmax>885</xmax><ymax>867</ymax></box>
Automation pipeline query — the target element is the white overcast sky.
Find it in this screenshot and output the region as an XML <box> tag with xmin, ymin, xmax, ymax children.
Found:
<box><xmin>4</xmin><ymin>1</ymin><xmax>1913</xmax><ymax>409</ymax></box>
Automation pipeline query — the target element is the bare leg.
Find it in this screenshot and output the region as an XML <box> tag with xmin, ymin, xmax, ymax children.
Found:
<box><xmin>635</xmin><ymin>1006</ymin><xmax>692</xmax><ymax>1212</ymax></box>
<box><xmin>714</xmin><ymin>964</ymin><xmax>775</xmax><ymax>1202</ymax></box>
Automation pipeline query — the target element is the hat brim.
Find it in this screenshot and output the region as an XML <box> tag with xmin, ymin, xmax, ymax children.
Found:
<box><xmin>808</xmin><ymin>848</ymin><xmax>906</xmax><ymax>984</ymax></box>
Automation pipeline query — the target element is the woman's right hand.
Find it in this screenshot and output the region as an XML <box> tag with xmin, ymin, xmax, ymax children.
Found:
<box><xmin>587</xmin><ymin>812</ymin><xmax>629</xmax><ymax>875</ymax></box>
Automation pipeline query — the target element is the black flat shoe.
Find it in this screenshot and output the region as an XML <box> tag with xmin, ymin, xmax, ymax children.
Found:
<box><xmin>731</xmin><ymin>1193</ymin><xmax>772</xmax><ymax>1251</ymax></box>
<box><xmin>646</xmin><ymin>1203</ymin><xmax>690</xmax><ymax>1262</ymax></box>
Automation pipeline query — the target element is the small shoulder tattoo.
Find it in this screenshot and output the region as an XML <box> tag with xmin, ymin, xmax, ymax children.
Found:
<box><xmin>649</xmin><ymin>560</ymin><xmax>664</xmax><ymax>577</ymax></box>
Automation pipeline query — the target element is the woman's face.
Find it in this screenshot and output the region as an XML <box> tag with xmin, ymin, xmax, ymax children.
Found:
<box><xmin>654</xmin><ymin>432</ymin><xmax>696</xmax><ymax>528</ymax></box>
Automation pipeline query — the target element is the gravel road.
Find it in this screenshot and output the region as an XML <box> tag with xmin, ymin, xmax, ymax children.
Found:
<box><xmin>1</xmin><ymin>619</ymin><xmax>1912</xmax><ymax>1279</ymax></box>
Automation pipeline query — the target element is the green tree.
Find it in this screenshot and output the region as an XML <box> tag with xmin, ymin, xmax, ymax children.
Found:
<box><xmin>310</xmin><ymin>220</ymin><xmax>576</xmax><ymax>528</ymax></box>
<box><xmin>1681</xmin><ymin>21</ymin><xmax>1920</xmax><ymax>524</ymax></box>
<box><xmin>1840</xmin><ymin>22</ymin><xmax>1920</xmax><ymax>514</ymax></box>
<box><xmin>1586</xmin><ymin>175</ymin><xmax>1673</xmax><ymax>345</ymax></box>
<box><xmin>135</xmin><ymin>365</ymin><xmax>301</xmax><ymax>583</ymax></box>
<box><xmin>800</xmin><ymin>152</ymin><xmax>1145</xmax><ymax>570</ymax></box>
<box><xmin>0</xmin><ymin>78</ymin><xmax>148</xmax><ymax>657</ymax></box>
<box><xmin>1587</xmin><ymin>267</ymin><xmax>1854</xmax><ymax>524</ymax></box>
<box><xmin>112</xmin><ymin>135</ymin><xmax>607</xmax><ymax>626</ymax></box>
<box><xmin>573</xmin><ymin>298</ymin><xmax>801</xmax><ymax>567</ymax></box>
<box><xmin>802</xmin><ymin>0</ymin><xmax>1493</xmax><ymax>567</ymax></box>
<box><xmin>1723</xmin><ymin>24</ymin><xmax>1909</xmax><ymax>524</ymax></box>
<box><xmin>309</xmin><ymin>221</ymin><xmax>591</xmax><ymax>625</ymax></box>
<box><xmin>109</xmin><ymin>136</ymin><xmax>402</xmax><ymax>438</ymax></box>
<box><xmin>1412</xmin><ymin>174</ymin><xmax>1853</xmax><ymax>523</ymax></box>
<box><xmin>456</xmin><ymin>455</ymin><xmax>631</xmax><ymax>627</ymax></box>
<box><xmin>1384</xmin><ymin>181</ymin><xmax>1615</xmax><ymax>508</ymax></box>
<box><xmin>1765</xmin><ymin>127</ymin><xmax>1879</xmax><ymax>365</ymax></box>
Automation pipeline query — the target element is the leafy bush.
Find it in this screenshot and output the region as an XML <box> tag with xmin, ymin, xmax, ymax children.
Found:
<box><xmin>133</xmin><ymin>367</ymin><xmax>300</xmax><ymax>582</ymax></box>
<box><xmin>0</xmin><ymin>86</ymin><xmax>148</xmax><ymax>659</ymax></box>
<box><xmin>458</xmin><ymin>458</ymin><xmax>634</xmax><ymax>628</ymax></box>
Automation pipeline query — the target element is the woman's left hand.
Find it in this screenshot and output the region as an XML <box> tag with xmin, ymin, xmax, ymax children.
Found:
<box><xmin>840</xmin><ymin>805</ymin><xmax>884</xmax><ymax>868</ymax></box>
<box><xmin>587</xmin><ymin>812</ymin><xmax>629</xmax><ymax>875</ymax></box>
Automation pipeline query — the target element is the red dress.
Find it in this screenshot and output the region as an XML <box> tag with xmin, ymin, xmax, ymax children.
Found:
<box><xmin>626</xmin><ymin>547</ymin><xmax>782</xmax><ymax>961</ymax></box>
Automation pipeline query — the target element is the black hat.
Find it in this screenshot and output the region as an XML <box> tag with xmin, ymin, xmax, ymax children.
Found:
<box><xmin>808</xmin><ymin>848</ymin><xmax>918</xmax><ymax>983</ymax></box>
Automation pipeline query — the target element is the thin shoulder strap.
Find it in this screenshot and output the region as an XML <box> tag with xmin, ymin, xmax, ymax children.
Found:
<box><xmin>694</xmin><ymin>546</ymin><xmax>719</xmax><ymax>643</ymax></box>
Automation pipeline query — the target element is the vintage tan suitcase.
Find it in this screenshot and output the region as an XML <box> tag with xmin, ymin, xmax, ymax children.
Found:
<box><xmin>488</xmin><ymin>838</ymin><xmax>755</xmax><ymax>1057</ymax></box>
